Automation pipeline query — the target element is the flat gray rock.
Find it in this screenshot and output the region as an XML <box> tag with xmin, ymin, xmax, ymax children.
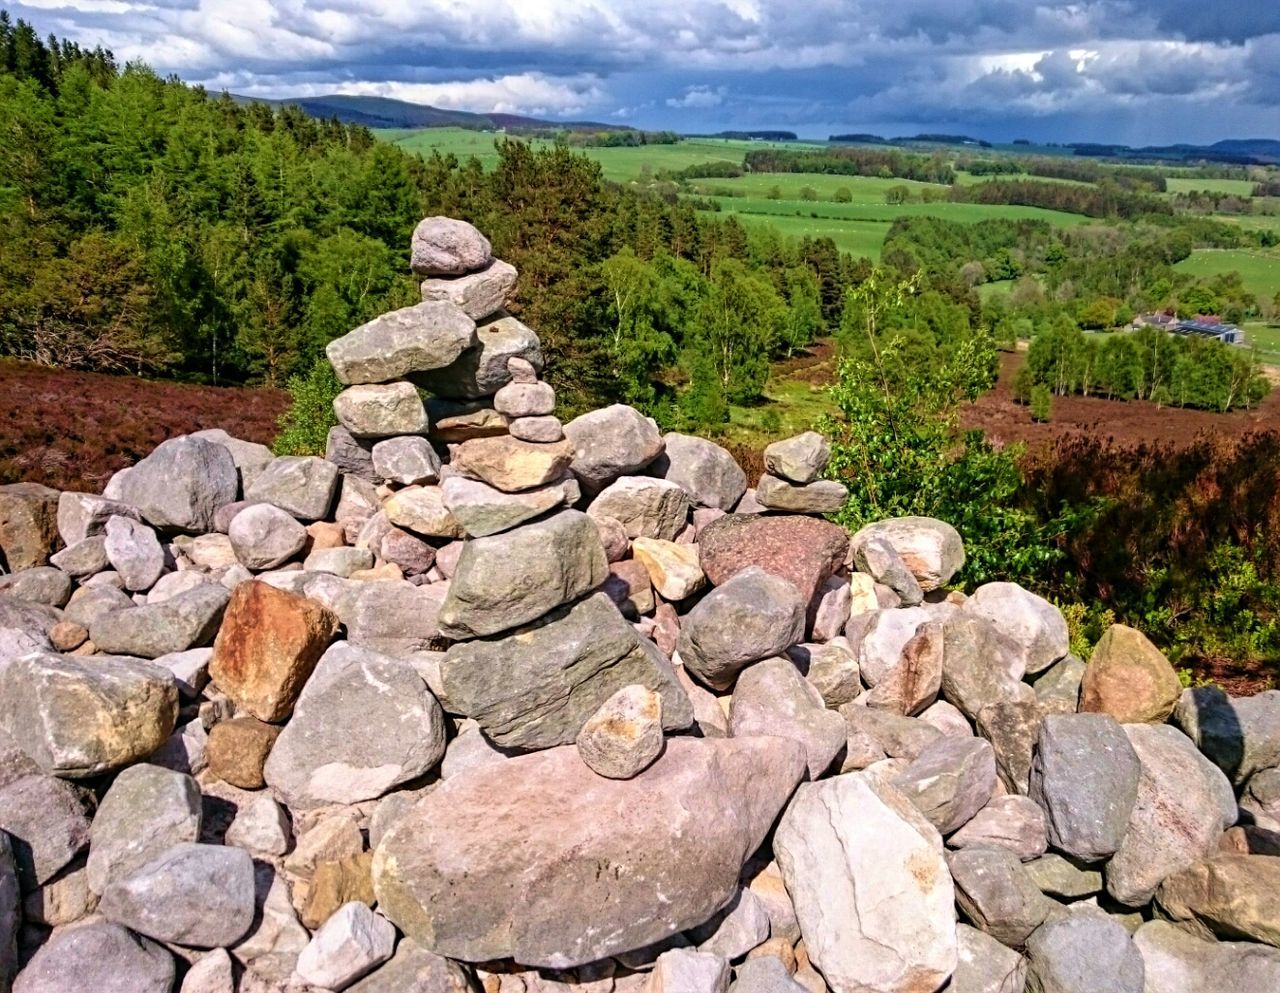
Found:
<box><xmin>949</xmin><ymin>846</ymin><xmax>1054</xmax><ymax>948</ymax></box>
<box><xmin>677</xmin><ymin>567</ymin><xmax>806</xmax><ymax>691</ymax></box>
<box><xmin>1134</xmin><ymin>919</ymin><xmax>1280</xmax><ymax>993</ymax></box>
<box><xmin>1032</xmin><ymin>654</ymin><xmax>1085</xmax><ymax>715</ymax></box>
<box><xmin>442</xmin><ymin>592</ymin><xmax>693</xmax><ymax>750</ymax></box>
<box><xmin>100</xmin><ymin>842</ymin><xmax>256</xmax><ymax>948</ymax></box>
<box><xmin>49</xmin><ymin>535</ymin><xmax>109</xmax><ymax>578</ymax></box>
<box><xmin>244</xmin><ymin>456</ymin><xmax>340</xmax><ymax>520</ymax></box>
<box><xmin>264</xmin><ymin>642</ymin><xmax>446</xmax><ymax>809</ymax></box>
<box><xmin>347</xmin><ymin>938</ymin><xmax>476</xmax><ymax>993</ymax></box>
<box><xmin>0</xmin><ymin>567</ymin><xmax>72</xmax><ymax>607</ymax></box>
<box><xmin>949</xmin><ymin>795</ymin><xmax>1049</xmax><ymax>861</ymax></box>
<box><xmin>754</xmin><ymin>475</ymin><xmax>847</xmax><ymax>514</ymax></box>
<box><xmin>12</xmin><ymin>920</ymin><xmax>174</xmax><ymax>993</ymax></box>
<box><xmin>326</xmin><ymin>425</ymin><xmax>377</xmax><ymax>481</ymax></box>
<box><xmin>115</xmin><ymin>435</ymin><xmax>238</xmax><ymax>534</ymax></box>
<box><xmin>563</xmin><ymin>404</ymin><xmax>665</xmax><ymax>493</ymax></box>
<box><xmin>421</xmin><ymin>258</ymin><xmax>518</xmax><ymax>319</ymax></box>
<box><xmin>651</xmin><ymin>433</ymin><xmax>747</xmax><ymax>510</ymax></box>
<box><xmin>651</xmin><ymin>948</ymin><xmax>730</xmax><ymax>993</ymax></box>
<box><xmin>438</xmin><ymin>510</ymin><xmax>608</xmax><ymax>639</ymax></box>
<box><xmin>1174</xmin><ymin>687</ymin><xmax>1280</xmax><ymax>785</ymax></box>
<box><xmin>1028</xmin><ymin>713</ymin><xmax>1141</xmax><ymax>862</ymax></box>
<box><xmin>295</xmin><ymin>901</ymin><xmax>395</xmax><ymax>990</ymax></box>
<box><xmin>90</xmin><ymin>584</ymin><xmax>229</xmax><ymax>658</ymax></box>
<box><xmin>87</xmin><ymin>763</ymin><xmax>201</xmax><ymax>894</ymax></box>
<box><xmin>0</xmin><ymin>652</ymin><xmax>177</xmax><ymax>777</ymax></box>
<box><xmin>728</xmin><ymin>656</ymin><xmax>846</xmax><ymax>780</ymax></box>
<box><xmin>372</xmin><ymin>737</ymin><xmax>806</xmax><ymax>969</ymax></box>
<box><xmin>730</xmin><ymin>956</ymin><xmax>808</xmax><ymax>993</ymax></box>
<box><xmin>895</xmin><ymin>735</ymin><xmax>997</xmax><ymax>835</ymax></box>
<box><xmin>372</xmin><ymin>435</ymin><xmax>441</xmax><ymax>485</ymax></box>
<box><xmin>441</xmin><ymin>474</ymin><xmax>575</xmax><ymax>538</ymax></box>
<box><xmin>1023</xmin><ymin>909</ymin><xmax>1144</xmax><ymax>993</ymax></box>
<box><xmin>954</xmin><ymin>923</ymin><xmax>1027</xmax><ymax>993</ymax></box>
<box><xmin>0</xmin><ymin>774</ymin><xmax>93</xmax><ymax>887</ymax></box>
<box><xmin>338</xmin><ymin>580</ymin><xmax>447</xmax><ymax>657</ymax></box>
<box><xmin>327</xmin><ymin>299</ymin><xmax>477</xmax><ymax>384</ymax></box>
<box><xmin>56</xmin><ymin>491</ymin><xmax>143</xmax><ymax>545</ymax></box>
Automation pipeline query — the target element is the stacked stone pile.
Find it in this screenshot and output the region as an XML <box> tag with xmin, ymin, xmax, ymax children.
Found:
<box><xmin>0</xmin><ymin>218</ymin><xmax>1279</xmax><ymax>993</ymax></box>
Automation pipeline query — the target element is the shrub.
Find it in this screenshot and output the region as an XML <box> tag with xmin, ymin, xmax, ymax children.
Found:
<box><xmin>1030</xmin><ymin>384</ymin><xmax>1053</xmax><ymax>422</ymax></box>
<box><xmin>274</xmin><ymin>361</ymin><xmax>342</xmax><ymax>456</ymax></box>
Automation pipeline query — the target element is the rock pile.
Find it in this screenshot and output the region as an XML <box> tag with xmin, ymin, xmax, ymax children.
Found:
<box><xmin>1</xmin><ymin>217</ymin><xmax>1279</xmax><ymax>993</ymax></box>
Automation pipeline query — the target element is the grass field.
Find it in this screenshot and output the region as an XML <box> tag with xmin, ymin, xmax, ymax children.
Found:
<box><xmin>1174</xmin><ymin>249</ymin><xmax>1280</xmax><ymax>301</ymax></box>
<box><xmin>1165</xmin><ymin>177</ymin><xmax>1258</xmax><ymax>197</ymax></box>
<box><xmin>1243</xmin><ymin>323</ymin><xmax>1280</xmax><ymax>366</ymax></box>
<box><xmin>376</xmin><ymin>127</ymin><xmax>818</xmax><ymax>183</ymax></box>
<box><xmin>689</xmin><ymin>173</ymin><xmax>946</xmax><ymax>200</ymax></box>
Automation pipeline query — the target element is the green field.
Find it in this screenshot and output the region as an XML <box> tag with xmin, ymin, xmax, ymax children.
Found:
<box><xmin>1165</xmin><ymin>177</ymin><xmax>1258</xmax><ymax>197</ymax></box>
<box><xmin>376</xmin><ymin>127</ymin><xmax>819</xmax><ymax>183</ymax></box>
<box><xmin>1175</xmin><ymin>249</ymin><xmax>1280</xmax><ymax>301</ymax></box>
<box><xmin>1243</xmin><ymin>322</ymin><xmax>1280</xmax><ymax>366</ymax></box>
<box><xmin>690</xmin><ymin>173</ymin><xmax>946</xmax><ymax>200</ymax></box>
<box><xmin>707</xmin><ymin>195</ymin><xmax>1088</xmax><ymax>260</ymax></box>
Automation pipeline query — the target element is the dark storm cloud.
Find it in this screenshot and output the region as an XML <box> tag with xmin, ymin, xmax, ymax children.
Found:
<box><xmin>8</xmin><ymin>1</ymin><xmax>1279</xmax><ymax>142</ymax></box>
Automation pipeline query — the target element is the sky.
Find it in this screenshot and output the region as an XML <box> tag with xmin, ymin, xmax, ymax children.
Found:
<box><xmin>10</xmin><ymin>1</ymin><xmax>1280</xmax><ymax>144</ymax></box>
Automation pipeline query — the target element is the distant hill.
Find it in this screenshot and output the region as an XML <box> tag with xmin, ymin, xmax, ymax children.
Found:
<box><xmin>1069</xmin><ymin>139</ymin><xmax>1280</xmax><ymax>165</ymax></box>
<box><xmin>230</xmin><ymin>93</ymin><xmax>629</xmax><ymax>133</ymax></box>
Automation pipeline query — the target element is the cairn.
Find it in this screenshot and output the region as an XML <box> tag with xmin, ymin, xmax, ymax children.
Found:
<box><xmin>0</xmin><ymin>217</ymin><xmax>1278</xmax><ymax>993</ymax></box>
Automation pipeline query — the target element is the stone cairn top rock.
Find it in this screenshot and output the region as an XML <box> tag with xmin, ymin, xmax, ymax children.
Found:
<box><xmin>1</xmin><ymin>216</ymin><xmax>1279</xmax><ymax>993</ymax></box>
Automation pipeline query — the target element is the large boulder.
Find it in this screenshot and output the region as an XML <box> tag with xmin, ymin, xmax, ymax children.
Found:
<box><xmin>962</xmin><ymin>583</ymin><xmax>1068</xmax><ymax>676</ymax></box>
<box><xmin>754</xmin><ymin>476</ymin><xmax>847</xmax><ymax>514</ymax></box>
<box><xmin>208</xmin><ymin>580</ymin><xmax>339</xmax><ymax>723</ymax></box>
<box><xmin>410</xmin><ymin>217</ymin><xmax>492</xmax><ymax>276</ymax></box>
<box><xmin>849</xmin><ymin>517</ymin><xmax>965</xmax><ymax>593</ymax></box>
<box><xmin>939</xmin><ymin>613</ymin><xmax>1029</xmax><ymax>721</ymax></box>
<box><xmin>588</xmin><ymin>476</ymin><xmax>691</xmax><ymax>541</ymax></box>
<box><xmin>188</xmin><ymin>428</ymin><xmax>275</xmax><ymax>490</ymax></box>
<box><xmin>1106</xmin><ymin>724</ymin><xmax>1231</xmax><ymax>907</ymax></box>
<box><xmin>948</xmin><ymin>846</ymin><xmax>1053</xmax><ymax>948</ymax></box>
<box><xmin>86</xmin><ymin>764</ymin><xmax>201</xmax><ymax>895</ymax></box>
<box><xmin>441</xmin><ymin>475</ymin><xmax>575</xmax><ymax>538</ymax></box>
<box><xmin>99</xmin><ymin>842</ymin><xmax>256</xmax><ymax>948</ymax></box>
<box><xmin>12</xmin><ymin>920</ymin><xmax>174</xmax><ymax>993</ymax></box>
<box><xmin>372</xmin><ymin>737</ymin><xmax>806</xmax><ymax>968</ymax></box>
<box><xmin>244</xmin><ymin>456</ymin><xmax>340</xmax><ymax>521</ymax></box>
<box><xmin>438</xmin><ymin>510</ymin><xmax>608</xmax><ymax>639</ymax></box>
<box><xmin>1081</xmin><ymin>624</ymin><xmax>1182</xmax><ymax>725</ymax></box>
<box><xmin>698</xmin><ymin>514</ymin><xmax>848</xmax><ymax>603</ymax></box>
<box><xmin>333</xmin><ymin>383</ymin><xmax>430</xmax><ymax>440</ymax></box>
<box><xmin>1023</xmin><ymin>909</ymin><xmax>1144</xmax><ymax>993</ymax></box>
<box><xmin>677</xmin><ymin>568</ymin><xmax>806</xmax><ymax>691</ymax></box>
<box><xmin>441</xmin><ymin>592</ymin><xmax>692</xmax><ymax>750</ymax></box>
<box><xmin>0</xmin><ymin>482</ymin><xmax>60</xmax><ymax>571</ymax></box>
<box><xmin>115</xmin><ymin>436</ymin><xmax>238</xmax><ymax>534</ymax></box>
<box><xmin>1174</xmin><ymin>687</ymin><xmax>1280</xmax><ymax>785</ymax></box>
<box><xmin>762</xmin><ymin>432</ymin><xmax>829</xmax><ymax>485</ymax></box>
<box><xmin>1133</xmin><ymin>919</ymin><xmax>1280</xmax><ymax>993</ymax></box>
<box><xmin>414</xmin><ymin>313</ymin><xmax>543</xmax><ymax>399</ymax></box>
<box><xmin>0</xmin><ymin>652</ymin><xmax>177</xmax><ymax>777</ymax></box>
<box><xmin>89</xmin><ymin>584</ymin><xmax>229</xmax><ymax>658</ymax></box>
<box><xmin>773</xmin><ymin>771</ymin><xmax>957</xmax><ymax>993</ymax></box>
<box><xmin>326</xmin><ymin>300</ymin><xmax>477</xmax><ymax>385</ymax></box>
<box><xmin>1156</xmin><ymin>855</ymin><xmax>1280</xmax><ymax>947</ymax></box>
<box><xmin>1028</xmin><ymin>713</ymin><xmax>1140</xmax><ymax>862</ymax></box>
<box><xmin>894</xmin><ymin>735</ymin><xmax>997</xmax><ymax>836</ymax></box>
<box><xmin>264</xmin><ymin>642</ymin><xmax>446</xmax><ymax>809</ymax></box>
<box><xmin>227</xmin><ymin>503</ymin><xmax>308</xmax><ymax>570</ymax></box>
<box><xmin>563</xmin><ymin>404</ymin><xmax>664</xmax><ymax>493</ymax></box>
<box><xmin>651</xmin><ymin>433</ymin><xmax>747</xmax><ymax>510</ymax></box>
<box><xmin>728</xmin><ymin>656</ymin><xmax>846</xmax><ymax>780</ymax></box>
<box><xmin>0</xmin><ymin>774</ymin><xmax>93</xmax><ymax>887</ymax></box>
<box><xmin>421</xmin><ymin>258</ymin><xmax>518</xmax><ymax>319</ymax></box>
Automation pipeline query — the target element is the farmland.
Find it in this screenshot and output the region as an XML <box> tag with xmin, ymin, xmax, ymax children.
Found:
<box><xmin>1175</xmin><ymin>248</ymin><xmax>1280</xmax><ymax>302</ymax></box>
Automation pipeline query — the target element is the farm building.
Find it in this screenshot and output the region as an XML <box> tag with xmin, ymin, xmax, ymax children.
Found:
<box><xmin>1171</xmin><ymin>319</ymin><xmax>1245</xmax><ymax>345</ymax></box>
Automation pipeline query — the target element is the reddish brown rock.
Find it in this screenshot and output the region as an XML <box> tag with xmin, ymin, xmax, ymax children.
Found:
<box><xmin>698</xmin><ymin>514</ymin><xmax>849</xmax><ymax>602</ymax></box>
<box><xmin>207</xmin><ymin>716</ymin><xmax>283</xmax><ymax>789</ymax></box>
<box><xmin>208</xmin><ymin>581</ymin><xmax>340</xmax><ymax>723</ymax></box>
<box><xmin>0</xmin><ymin>482</ymin><xmax>60</xmax><ymax>571</ymax></box>
<box><xmin>49</xmin><ymin>621</ymin><xmax>89</xmax><ymax>652</ymax></box>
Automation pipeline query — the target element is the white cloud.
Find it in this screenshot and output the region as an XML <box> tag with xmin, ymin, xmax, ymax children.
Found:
<box><xmin>666</xmin><ymin>84</ymin><xmax>727</xmax><ymax>108</ymax></box>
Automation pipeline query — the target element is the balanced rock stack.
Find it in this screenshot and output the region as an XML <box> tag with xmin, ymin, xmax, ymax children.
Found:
<box><xmin>0</xmin><ymin>219</ymin><xmax>1279</xmax><ymax>993</ymax></box>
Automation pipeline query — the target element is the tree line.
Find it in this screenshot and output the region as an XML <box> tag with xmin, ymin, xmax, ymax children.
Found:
<box><xmin>742</xmin><ymin>147</ymin><xmax>956</xmax><ymax>185</ymax></box>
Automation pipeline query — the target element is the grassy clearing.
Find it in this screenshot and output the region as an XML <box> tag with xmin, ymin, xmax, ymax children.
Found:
<box><xmin>717</xmin><ymin>211</ymin><xmax>890</xmax><ymax>259</ymax></box>
<box><xmin>723</xmin><ymin>357</ymin><xmax>840</xmax><ymax>446</ymax></box>
<box><xmin>1165</xmin><ymin>177</ymin><xmax>1258</xmax><ymax>197</ymax></box>
<box><xmin>1174</xmin><ymin>249</ymin><xmax>1280</xmax><ymax>301</ymax></box>
<box><xmin>689</xmin><ymin>173</ymin><xmax>946</xmax><ymax>200</ymax></box>
<box><xmin>1243</xmin><ymin>323</ymin><xmax>1280</xmax><ymax>367</ymax></box>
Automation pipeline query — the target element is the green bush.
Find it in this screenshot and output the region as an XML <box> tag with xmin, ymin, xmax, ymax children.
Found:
<box><xmin>1030</xmin><ymin>383</ymin><xmax>1053</xmax><ymax>422</ymax></box>
<box><xmin>274</xmin><ymin>361</ymin><xmax>342</xmax><ymax>456</ymax></box>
